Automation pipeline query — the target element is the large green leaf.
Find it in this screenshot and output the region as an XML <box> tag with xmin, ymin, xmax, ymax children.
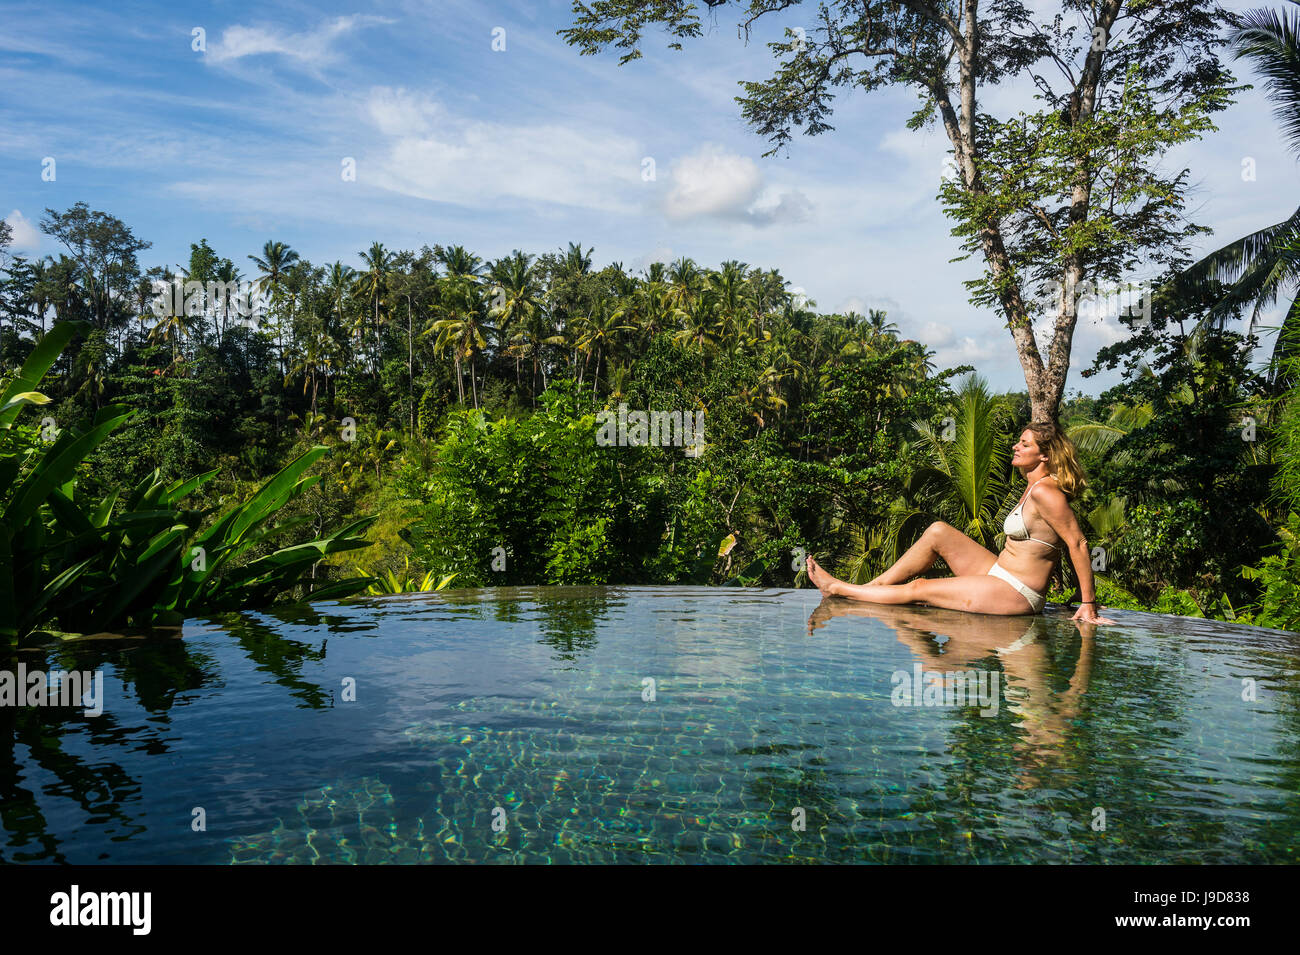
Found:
<box><xmin>0</xmin><ymin>322</ymin><xmax>83</xmax><ymax>428</ymax></box>
<box><xmin>0</xmin><ymin>391</ymin><xmax>51</xmax><ymax>423</ymax></box>
<box><xmin>96</xmin><ymin>526</ymin><xmax>188</xmax><ymax>624</ymax></box>
<box><xmin>3</xmin><ymin>409</ymin><xmax>132</xmax><ymax>529</ymax></box>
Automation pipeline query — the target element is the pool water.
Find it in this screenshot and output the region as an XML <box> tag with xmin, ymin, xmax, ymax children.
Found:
<box><xmin>2</xmin><ymin>586</ymin><xmax>1297</xmax><ymax>864</ymax></box>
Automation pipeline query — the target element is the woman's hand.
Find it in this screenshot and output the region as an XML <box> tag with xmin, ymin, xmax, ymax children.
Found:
<box><xmin>1071</xmin><ymin>602</ymin><xmax>1115</xmax><ymax>625</ymax></box>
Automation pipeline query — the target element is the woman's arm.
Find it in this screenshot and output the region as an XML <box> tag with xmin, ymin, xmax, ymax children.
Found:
<box><xmin>1033</xmin><ymin>485</ymin><xmax>1116</xmax><ymax>624</ymax></box>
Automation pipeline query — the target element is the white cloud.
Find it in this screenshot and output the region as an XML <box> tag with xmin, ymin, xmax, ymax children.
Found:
<box><xmin>4</xmin><ymin>210</ymin><xmax>40</xmax><ymax>251</ymax></box>
<box><xmin>629</xmin><ymin>244</ymin><xmax>673</xmax><ymax>274</ymax></box>
<box><xmin>367</xmin><ymin>87</ymin><xmax>442</xmax><ymax>137</ymax></box>
<box><xmin>362</xmin><ymin>87</ymin><xmax>643</xmax><ymax>213</ymax></box>
<box><xmin>662</xmin><ymin>143</ymin><xmax>813</xmax><ymax>225</ymax></box>
<box><xmin>932</xmin><ymin>335</ymin><xmax>1002</xmax><ymax>369</ymax></box>
<box><xmin>206</xmin><ymin>15</ymin><xmax>391</xmax><ymax>67</ymax></box>
<box><xmin>918</xmin><ymin>320</ymin><xmax>955</xmax><ymax>347</ymax></box>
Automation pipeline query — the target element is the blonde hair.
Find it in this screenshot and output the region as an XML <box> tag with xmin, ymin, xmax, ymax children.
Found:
<box><xmin>1024</xmin><ymin>420</ymin><xmax>1087</xmax><ymax>500</ymax></box>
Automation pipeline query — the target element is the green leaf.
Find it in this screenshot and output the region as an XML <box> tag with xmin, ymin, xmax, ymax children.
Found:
<box><xmin>0</xmin><ymin>322</ymin><xmax>83</xmax><ymax>428</ymax></box>
<box><xmin>3</xmin><ymin>410</ymin><xmax>132</xmax><ymax>529</ymax></box>
<box><xmin>0</xmin><ymin>391</ymin><xmax>51</xmax><ymax>423</ymax></box>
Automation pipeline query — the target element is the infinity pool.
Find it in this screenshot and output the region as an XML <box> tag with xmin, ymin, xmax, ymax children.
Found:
<box><xmin>2</xmin><ymin>587</ymin><xmax>1297</xmax><ymax>863</ymax></box>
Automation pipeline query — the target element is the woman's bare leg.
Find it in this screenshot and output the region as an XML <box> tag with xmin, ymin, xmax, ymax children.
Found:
<box><xmin>867</xmin><ymin>532</ymin><xmax>941</xmax><ymax>585</ymax></box>
<box><xmin>867</xmin><ymin>522</ymin><xmax>998</xmax><ymax>585</ymax></box>
<box><xmin>807</xmin><ymin>556</ymin><xmax>1032</xmax><ymax>615</ymax></box>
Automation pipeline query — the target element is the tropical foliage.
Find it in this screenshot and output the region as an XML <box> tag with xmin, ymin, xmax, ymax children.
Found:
<box><xmin>0</xmin><ymin>323</ymin><xmax>374</xmax><ymax>645</ymax></box>
<box><xmin>2</xmin><ymin>190</ymin><xmax>1299</xmax><ymax>635</ymax></box>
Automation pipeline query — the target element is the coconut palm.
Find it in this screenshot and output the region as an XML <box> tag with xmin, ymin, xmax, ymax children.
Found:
<box><xmin>213</xmin><ymin>258</ymin><xmax>241</xmax><ymax>344</ymax></box>
<box><xmin>1171</xmin><ymin>3</ymin><xmax>1300</xmax><ymax>380</ymax></box>
<box><xmin>573</xmin><ymin>299</ymin><xmax>634</xmax><ymax>393</ymax></box>
<box><xmin>838</xmin><ymin>376</ymin><xmax>1018</xmax><ymax>584</ymax></box>
<box><xmin>709</xmin><ymin>259</ymin><xmax>752</xmax><ymax>341</ymax></box>
<box><xmin>627</xmin><ymin>276</ymin><xmax>676</xmax><ymax>351</ymax></box>
<box><xmin>148</xmin><ymin>270</ymin><xmax>199</xmax><ymax>364</ymax></box>
<box><xmin>666</xmin><ymin>257</ymin><xmax>704</xmax><ymax>314</ymax></box>
<box><xmin>865</xmin><ymin>308</ymin><xmax>900</xmax><ymax>343</ymax></box>
<box><xmin>355</xmin><ymin>242</ymin><xmax>395</xmax><ymax>376</ymax></box>
<box><xmin>747</xmin><ymin>267</ymin><xmax>790</xmax><ymax>333</ymax></box>
<box><xmin>284</xmin><ymin>329</ymin><xmax>340</xmax><ymax>421</ymax></box>
<box><xmin>324</xmin><ymin>262</ymin><xmax>356</xmax><ymax>341</ymax></box>
<box><xmin>672</xmin><ymin>290</ymin><xmax>720</xmax><ymax>359</ymax></box>
<box><xmin>435</xmin><ymin>244</ymin><xmax>485</xmax><ymax>280</ymax></box>
<box><xmin>427</xmin><ymin>272</ymin><xmax>492</xmax><ymax>409</ymax></box>
<box><xmin>247</xmin><ymin>241</ymin><xmax>300</xmax><ymax>372</ymax></box>
<box><xmin>561</xmin><ymin>241</ymin><xmax>593</xmax><ymax>277</ymax></box>
<box><xmin>488</xmin><ymin>250</ymin><xmax>546</xmax><ymax>394</ymax></box>
<box><xmin>730</xmin><ymin>364</ymin><xmax>790</xmax><ymax>431</ymax></box>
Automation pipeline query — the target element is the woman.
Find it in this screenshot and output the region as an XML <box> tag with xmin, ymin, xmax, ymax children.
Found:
<box><xmin>806</xmin><ymin>421</ymin><xmax>1115</xmax><ymax>623</ymax></box>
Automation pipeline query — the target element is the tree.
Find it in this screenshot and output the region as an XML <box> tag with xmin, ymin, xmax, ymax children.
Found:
<box><xmin>285</xmin><ymin>329</ymin><xmax>339</xmax><ymax>421</ymax></box>
<box><xmin>427</xmin><ymin>272</ymin><xmax>492</xmax><ymax>409</ymax></box>
<box><xmin>356</xmin><ymin>242</ymin><xmax>394</xmax><ymax>376</ymax></box>
<box><xmin>1170</xmin><ymin>2</ymin><xmax>1300</xmax><ymax>383</ymax></box>
<box><xmin>488</xmin><ymin>250</ymin><xmax>550</xmax><ymax>400</ymax></box>
<box><xmin>560</xmin><ymin>1</ymin><xmax>1240</xmax><ymax>422</ymax></box>
<box><xmin>247</xmin><ymin>240</ymin><xmax>300</xmax><ymax>372</ymax></box>
<box><xmin>39</xmin><ymin>202</ymin><xmax>151</xmax><ymax>335</ymax></box>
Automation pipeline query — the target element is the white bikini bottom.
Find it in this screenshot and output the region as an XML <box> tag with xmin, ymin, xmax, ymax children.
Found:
<box><xmin>987</xmin><ymin>560</ymin><xmax>1045</xmax><ymax>613</ymax></box>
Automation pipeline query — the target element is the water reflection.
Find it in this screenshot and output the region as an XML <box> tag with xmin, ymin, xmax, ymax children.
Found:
<box><xmin>0</xmin><ymin>606</ymin><xmax>356</xmax><ymax>862</ymax></box>
<box><xmin>3</xmin><ymin>588</ymin><xmax>1298</xmax><ymax>863</ymax></box>
<box><xmin>807</xmin><ymin>598</ymin><xmax>1098</xmax><ymax>790</ymax></box>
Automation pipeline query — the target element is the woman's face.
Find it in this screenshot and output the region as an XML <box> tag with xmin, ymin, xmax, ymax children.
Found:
<box><xmin>1011</xmin><ymin>430</ymin><xmax>1045</xmax><ymax>468</ymax></box>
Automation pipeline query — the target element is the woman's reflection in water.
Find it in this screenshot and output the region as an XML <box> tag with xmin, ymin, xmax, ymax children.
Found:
<box><xmin>808</xmin><ymin>598</ymin><xmax>1098</xmax><ymax>789</ymax></box>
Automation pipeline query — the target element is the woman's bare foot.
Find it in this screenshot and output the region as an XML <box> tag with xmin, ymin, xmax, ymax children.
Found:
<box><xmin>806</xmin><ymin>556</ymin><xmax>840</xmax><ymax>597</ymax></box>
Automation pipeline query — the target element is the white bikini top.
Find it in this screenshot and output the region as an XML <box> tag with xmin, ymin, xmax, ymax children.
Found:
<box><xmin>1003</xmin><ymin>477</ymin><xmax>1062</xmax><ymax>552</ymax></box>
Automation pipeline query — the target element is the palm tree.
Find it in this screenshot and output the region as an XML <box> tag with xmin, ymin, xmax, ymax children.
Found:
<box><xmin>47</xmin><ymin>255</ymin><xmax>85</xmax><ymax>325</ymax></box>
<box><xmin>435</xmin><ymin>244</ymin><xmax>485</xmax><ymax>280</ymax></box>
<box><xmin>427</xmin><ymin>272</ymin><xmax>492</xmax><ymax>409</ymax></box>
<box><xmin>148</xmin><ymin>302</ymin><xmax>196</xmax><ymax>364</ymax></box>
<box><xmin>747</xmin><ymin>267</ymin><xmax>790</xmax><ymax>333</ymax></box>
<box><xmin>213</xmin><ymin>259</ymin><xmax>241</xmax><ymax>344</ymax></box>
<box><xmin>666</xmin><ymin>257</ymin><xmax>704</xmax><ymax>315</ymax></box>
<box><xmin>561</xmin><ymin>241</ymin><xmax>593</xmax><ymax>277</ymax></box>
<box><xmin>573</xmin><ymin>299</ymin><xmax>634</xmax><ymax>395</ymax></box>
<box><xmin>355</xmin><ymin>242</ymin><xmax>394</xmax><ymax>376</ymax></box>
<box><xmin>906</xmin><ymin>374</ymin><xmax>1018</xmax><ymax>549</ymax></box>
<box><xmin>672</xmin><ymin>290</ymin><xmax>720</xmax><ymax>360</ymax></box>
<box><xmin>839</xmin><ymin>375</ymin><xmax>1018</xmax><ymax>584</ymax></box>
<box><xmin>322</xmin><ymin>260</ymin><xmax>355</xmax><ymax>376</ymax></box>
<box><xmin>488</xmin><ymin>250</ymin><xmax>545</xmax><ymax>395</ymax></box>
<box><xmin>709</xmin><ymin>259</ymin><xmax>752</xmax><ymax>344</ymax></box>
<box><xmin>284</xmin><ymin>329</ymin><xmax>339</xmax><ymax>420</ymax></box>
<box><xmin>629</xmin><ymin>276</ymin><xmax>676</xmax><ymax>350</ymax></box>
<box><xmin>247</xmin><ymin>240</ymin><xmax>300</xmax><ymax>372</ymax></box>
<box><xmin>865</xmin><ymin>308</ymin><xmax>900</xmax><ymax>344</ymax></box>
<box><xmin>730</xmin><ymin>364</ymin><xmax>790</xmax><ymax>431</ymax></box>
<box><xmin>1171</xmin><ymin>4</ymin><xmax>1300</xmax><ymax>381</ymax></box>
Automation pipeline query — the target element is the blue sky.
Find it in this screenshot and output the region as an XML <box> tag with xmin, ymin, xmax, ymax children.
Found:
<box><xmin>2</xmin><ymin>0</ymin><xmax>1295</xmax><ymax>396</ymax></box>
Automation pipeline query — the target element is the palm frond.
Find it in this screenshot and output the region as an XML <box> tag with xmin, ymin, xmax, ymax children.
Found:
<box><xmin>1235</xmin><ymin>4</ymin><xmax>1300</xmax><ymax>157</ymax></box>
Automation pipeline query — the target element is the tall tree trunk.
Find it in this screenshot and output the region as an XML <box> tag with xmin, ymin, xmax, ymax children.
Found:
<box><xmin>407</xmin><ymin>297</ymin><xmax>414</xmax><ymax>434</ymax></box>
<box><xmin>373</xmin><ymin>296</ymin><xmax>381</xmax><ymax>377</ymax></box>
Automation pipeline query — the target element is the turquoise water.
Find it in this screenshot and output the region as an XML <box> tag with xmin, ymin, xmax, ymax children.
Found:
<box><xmin>1</xmin><ymin>586</ymin><xmax>1297</xmax><ymax>863</ymax></box>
